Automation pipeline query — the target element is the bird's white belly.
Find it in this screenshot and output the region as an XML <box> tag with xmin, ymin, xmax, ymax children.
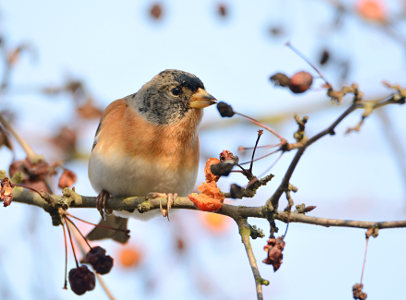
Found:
<box><xmin>88</xmin><ymin>151</ymin><xmax>197</xmax><ymax>197</ymax></box>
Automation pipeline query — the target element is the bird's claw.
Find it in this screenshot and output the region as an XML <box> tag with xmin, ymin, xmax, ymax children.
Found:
<box><xmin>96</xmin><ymin>190</ymin><xmax>113</xmax><ymax>220</ymax></box>
<box><xmin>147</xmin><ymin>192</ymin><xmax>177</xmax><ymax>221</ymax></box>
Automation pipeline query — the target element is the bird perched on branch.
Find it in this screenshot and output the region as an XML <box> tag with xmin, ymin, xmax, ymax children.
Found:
<box><xmin>87</xmin><ymin>69</ymin><xmax>217</xmax><ymax>243</ymax></box>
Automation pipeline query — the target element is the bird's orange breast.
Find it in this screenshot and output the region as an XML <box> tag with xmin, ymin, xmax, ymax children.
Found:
<box><xmin>93</xmin><ymin>99</ymin><xmax>201</xmax><ymax>172</ymax></box>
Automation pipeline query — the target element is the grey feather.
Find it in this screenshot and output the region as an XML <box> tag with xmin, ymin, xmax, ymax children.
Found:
<box><xmin>126</xmin><ymin>69</ymin><xmax>204</xmax><ymax>124</ymax></box>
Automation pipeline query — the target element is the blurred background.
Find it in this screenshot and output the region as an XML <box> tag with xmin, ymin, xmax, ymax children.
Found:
<box><xmin>0</xmin><ymin>0</ymin><xmax>405</xmax><ymax>299</ymax></box>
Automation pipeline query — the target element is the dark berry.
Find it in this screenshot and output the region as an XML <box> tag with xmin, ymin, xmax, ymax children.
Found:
<box><xmin>85</xmin><ymin>246</ymin><xmax>114</xmax><ymax>275</ymax></box>
<box><xmin>217</xmin><ymin>101</ymin><xmax>234</xmax><ymax>117</ymax></box>
<box><xmin>150</xmin><ymin>3</ymin><xmax>163</xmax><ymax>20</ymax></box>
<box><xmin>269</xmin><ymin>72</ymin><xmax>290</xmax><ymax>87</ymax></box>
<box><xmin>210</xmin><ymin>162</ymin><xmax>234</xmax><ymax>176</ymax></box>
<box><xmin>319</xmin><ymin>49</ymin><xmax>330</xmax><ymax>65</ymax></box>
<box><xmin>230</xmin><ymin>184</ymin><xmax>243</xmax><ymax>199</ymax></box>
<box><xmin>217</xmin><ymin>4</ymin><xmax>227</xmax><ymax>17</ymax></box>
<box><xmin>69</xmin><ymin>265</ymin><xmax>95</xmax><ymax>295</ymax></box>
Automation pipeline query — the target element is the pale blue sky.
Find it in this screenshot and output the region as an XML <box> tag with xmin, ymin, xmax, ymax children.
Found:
<box><xmin>0</xmin><ymin>1</ymin><xmax>405</xmax><ymax>299</ymax></box>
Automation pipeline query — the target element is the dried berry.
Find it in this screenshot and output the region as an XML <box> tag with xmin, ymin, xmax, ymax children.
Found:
<box><xmin>219</xmin><ymin>150</ymin><xmax>238</xmax><ymax>163</ymax></box>
<box><xmin>188</xmin><ymin>181</ymin><xmax>224</xmax><ymax>212</ymax></box>
<box><xmin>269</xmin><ymin>72</ymin><xmax>290</xmax><ymax>87</ymax></box>
<box><xmin>352</xmin><ymin>283</ymin><xmax>367</xmax><ymax>300</ymax></box>
<box><xmin>85</xmin><ymin>246</ymin><xmax>114</xmax><ymax>275</ymax></box>
<box><xmin>219</xmin><ymin>150</ymin><xmax>232</xmax><ymax>161</ymax></box>
<box><xmin>230</xmin><ymin>184</ymin><xmax>243</xmax><ymax>199</ymax></box>
<box><xmin>0</xmin><ymin>177</ymin><xmax>14</xmax><ymax>206</ymax></box>
<box><xmin>288</xmin><ymin>71</ymin><xmax>313</xmax><ymax>94</ymax></box>
<box><xmin>210</xmin><ymin>162</ymin><xmax>234</xmax><ymax>177</ymax></box>
<box><xmin>217</xmin><ymin>4</ymin><xmax>227</xmax><ymax>17</ymax></box>
<box><xmin>204</xmin><ymin>158</ymin><xmax>221</xmax><ymax>183</ymax></box>
<box><xmin>268</xmin><ymin>26</ymin><xmax>284</xmax><ymax>37</ymax></box>
<box><xmin>263</xmin><ymin>237</ymin><xmax>285</xmax><ymax>271</ymax></box>
<box><xmin>356</xmin><ymin>0</ymin><xmax>386</xmax><ymax>23</ymax></box>
<box><xmin>176</xmin><ymin>237</ymin><xmax>186</xmax><ymax>252</ymax></box>
<box><xmin>217</xmin><ymin>101</ymin><xmax>234</xmax><ymax>117</ymax></box>
<box><xmin>9</xmin><ymin>157</ymin><xmax>52</xmax><ymax>193</ymax></box>
<box><xmin>365</xmin><ymin>227</ymin><xmax>379</xmax><ymax>238</ymax></box>
<box><xmin>58</xmin><ymin>169</ymin><xmax>77</xmax><ymax>189</ymax></box>
<box><xmin>319</xmin><ymin>49</ymin><xmax>330</xmax><ymax>65</ymax></box>
<box><xmin>149</xmin><ymin>3</ymin><xmax>163</xmax><ymax>20</ymax></box>
<box><xmin>69</xmin><ymin>265</ymin><xmax>95</xmax><ymax>295</ymax></box>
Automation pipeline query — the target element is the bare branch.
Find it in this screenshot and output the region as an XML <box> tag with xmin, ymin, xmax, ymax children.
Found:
<box><xmin>268</xmin><ymin>92</ymin><xmax>405</xmax><ymax>211</ymax></box>
<box><xmin>236</xmin><ymin>218</ymin><xmax>268</xmax><ymax>300</ymax></box>
<box><xmin>267</xmin><ymin>103</ymin><xmax>359</xmax><ymax>211</ymax></box>
<box><xmin>275</xmin><ymin>211</ymin><xmax>406</xmax><ymax>229</ymax></box>
<box><xmin>9</xmin><ymin>188</ymin><xmax>406</xmax><ymax>230</ymax></box>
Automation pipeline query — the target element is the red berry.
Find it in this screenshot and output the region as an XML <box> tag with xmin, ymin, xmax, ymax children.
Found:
<box><xmin>289</xmin><ymin>71</ymin><xmax>313</xmax><ymax>94</ymax></box>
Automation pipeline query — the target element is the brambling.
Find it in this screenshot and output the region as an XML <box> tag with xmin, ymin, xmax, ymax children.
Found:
<box><xmin>87</xmin><ymin>69</ymin><xmax>216</xmax><ymax>243</ymax></box>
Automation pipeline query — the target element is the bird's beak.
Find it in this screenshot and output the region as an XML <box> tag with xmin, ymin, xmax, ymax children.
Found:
<box><xmin>189</xmin><ymin>88</ymin><xmax>217</xmax><ymax>109</ymax></box>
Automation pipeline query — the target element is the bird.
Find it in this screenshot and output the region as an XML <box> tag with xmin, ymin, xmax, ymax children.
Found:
<box><xmin>86</xmin><ymin>69</ymin><xmax>217</xmax><ymax>243</ymax></box>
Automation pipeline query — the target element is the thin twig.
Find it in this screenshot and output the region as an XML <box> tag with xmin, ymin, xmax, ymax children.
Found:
<box><xmin>274</xmin><ymin>211</ymin><xmax>406</xmax><ymax>229</ymax></box>
<box><xmin>239</xmin><ymin>148</ymin><xmax>281</xmax><ymax>166</ymax></box>
<box><xmin>65</xmin><ymin>219</ymin><xmax>79</xmax><ymax>268</ymax></box>
<box><xmin>236</xmin><ymin>218</ymin><xmax>267</xmax><ymax>300</ymax></box>
<box><xmin>268</xmin><ymin>102</ymin><xmax>359</xmax><ymax>210</ymax></box>
<box><xmin>62</xmin><ymin>220</ymin><xmax>68</xmax><ymax>289</ymax></box>
<box><xmin>249</xmin><ymin>130</ymin><xmax>263</xmax><ymax>174</ymax></box>
<box><xmin>268</xmin><ymin>94</ymin><xmax>404</xmax><ymax>210</ymax></box>
<box><xmin>64</xmin><ymin>216</ymin><xmax>92</xmax><ymax>250</ymax></box>
<box><xmin>258</xmin><ymin>151</ymin><xmax>284</xmax><ymax>178</ymax></box>
<box><xmin>65</xmin><ymin>212</ymin><xmax>129</xmax><ymax>234</ymax></box>
<box><xmin>235</xmin><ymin>112</ymin><xmax>286</xmax><ymax>143</ymax></box>
<box><xmin>360</xmin><ymin>237</ymin><xmax>369</xmax><ymax>284</ymax></box>
<box><xmin>239</xmin><ymin>143</ymin><xmax>281</xmax><ymax>151</ymax></box>
<box><xmin>95</xmin><ymin>274</ymin><xmax>115</xmax><ymax>300</ymax></box>
<box><xmin>285</xmin><ymin>41</ymin><xmax>331</xmax><ymax>86</ymax></box>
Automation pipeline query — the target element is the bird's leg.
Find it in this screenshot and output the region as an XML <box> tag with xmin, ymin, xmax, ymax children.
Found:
<box><xmin>96</xmin><ymin>189</ymin><xmax>113</xmax><ymax>220</ymax></box>
<box><xmin>146</xmin><ymin>192</ymin><xmax>177</xmax><ymax>221</ymax></box>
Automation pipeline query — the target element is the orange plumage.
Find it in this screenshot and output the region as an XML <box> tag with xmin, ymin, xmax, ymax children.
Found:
<box><xmin>87</xmin><ymin>70</ymin><xmax>216</xmax><ymax>242</ymax></box>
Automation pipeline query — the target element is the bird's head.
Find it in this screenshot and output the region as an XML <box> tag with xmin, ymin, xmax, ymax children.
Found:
<box><xmin>130</xmin><ymin>69</ymin><xmax>216</xmax><ymax>124</ymax></box>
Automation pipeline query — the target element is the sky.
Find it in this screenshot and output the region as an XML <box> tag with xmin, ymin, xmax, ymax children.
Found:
<box><xmin>0</xmin><ymin>0</ymin><xmax>406</xmax><ymax>299</ymax></box>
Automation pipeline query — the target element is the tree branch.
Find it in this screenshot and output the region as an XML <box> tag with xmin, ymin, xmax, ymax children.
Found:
<box><xmin>10</xmin><ymin>188</ymin><xmax>406</xmax><ymax>230</ymax></box>
<box><xmin>3</xmin><ymin>87</ymin><xmax>405</xmax><ymax>300</ymax></box>
<box><xmin>236</xmin><ymin>218</ymin><xmax>268</xmax><ymax>300</ymax></box>
<box><xmin>267</xmin><ymin>103</ymin><xmax>359</xmax><ymax>211</ymax></box>
<box><xmin>268</xmin><ymin>92</ymin><xmax>404</xmax><ymax>211</ymax></box>
<box><xmin>275</xmin><ymin>211</ymin><xmax>406</xmax><ymax>229</ymax></box>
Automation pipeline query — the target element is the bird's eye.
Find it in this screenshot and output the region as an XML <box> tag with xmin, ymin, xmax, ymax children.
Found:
<box><xmin>171</xmin><ymin>87</ymin><xmax>182</xmax><ymax>96</ymax></box>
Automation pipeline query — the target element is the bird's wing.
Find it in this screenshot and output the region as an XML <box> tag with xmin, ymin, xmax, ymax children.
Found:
<box><xmin>91</xmin><ymin>99</ymin><xmax>127</xmax><ymax>150</ymax></box>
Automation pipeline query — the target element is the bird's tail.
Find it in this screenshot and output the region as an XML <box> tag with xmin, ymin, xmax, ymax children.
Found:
<box><xmin>86</xmin><ymin>215</ymin><xmax>130</xmax><ymax>244</ymax></box>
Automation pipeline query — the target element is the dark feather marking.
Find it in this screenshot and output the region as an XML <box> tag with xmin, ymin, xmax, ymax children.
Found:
<box><xmin>92</xmin><ymin>121</ymin><xmax>102</xmax><ymax>150</ymax></box>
